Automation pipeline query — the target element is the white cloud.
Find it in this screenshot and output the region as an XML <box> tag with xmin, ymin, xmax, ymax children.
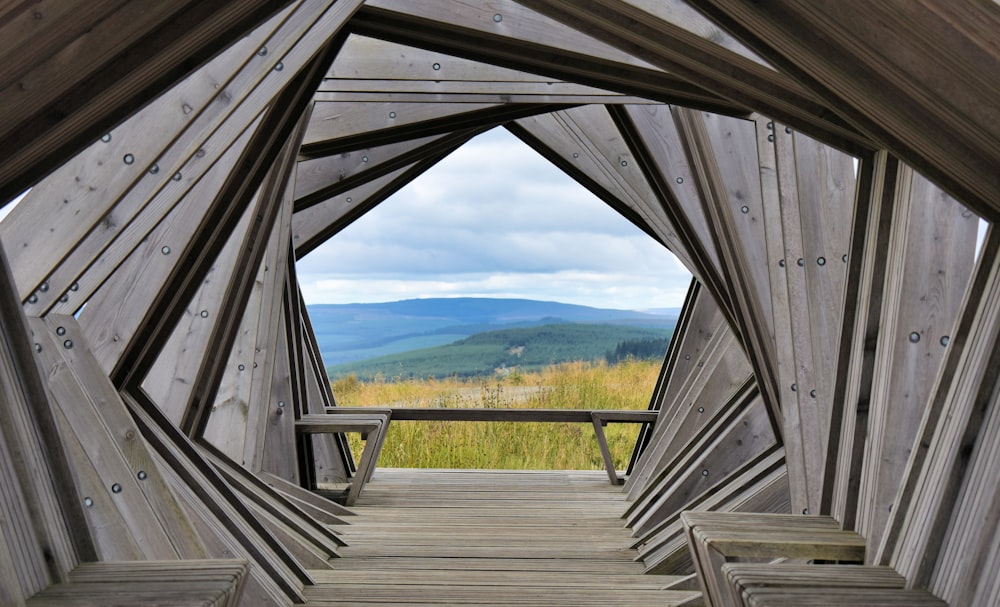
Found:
<box><xmin>297</xmin><ymin>128</ymin><xmax>692</xmax><ymax>310</ymax></box>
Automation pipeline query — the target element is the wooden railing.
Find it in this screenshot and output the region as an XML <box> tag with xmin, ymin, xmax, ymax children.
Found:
<box><xmin>297</xmin><ymin>407</ymin><xmax>658</xmax><ymax>503</ymax></box>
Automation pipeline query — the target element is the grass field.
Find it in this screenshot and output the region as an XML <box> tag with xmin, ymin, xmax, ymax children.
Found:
<box><xmin>332</xmin><ymin>358</ymin><xmax>660</xmax><ymax>470</ymax></box>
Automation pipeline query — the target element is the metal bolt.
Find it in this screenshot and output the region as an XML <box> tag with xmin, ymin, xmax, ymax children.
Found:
<box><xmin>28</xmin><ymin>294</ymin><xmax>38</xmax><ymax>304</ymax></box>
<box><xmin>137</xmin><ymin>471</ymin><xmax>147</xmax><ymax>480</ymax></box>
<box><xmin>572</xmin><ymin>152</ymin><xmax>579</xmax><ymax>158</ymax></box>
<box><xmin>100</xmin><ymin>134</ymin><xmax>111</xmax><ymax>143</ymax></box>
<box><xmin>238</xmin><ymin>364</ymin><xmax>245</xmax><ymax>371</ymax></box>
<box><xmin>63</xmin><ymin>339</ymin><xmax>73</xmax><ymax>349</ymax></box>
<box><xmin>172</xmin><ymin>172</ymin><xmax>182</xmax><ymax>181</ymax></box>
<box><xmin>791</xmin><ymin>383</ymin><xmax>797</xmax><ymax>392</ymax></box>
<box><xmin>909</xmin><ymin>332</ymin><xmax>921</xmax><ymax>343</ymax></box>
<box><xmin>741</xmin><ymin>206</ymin><xmax>749</xmax><ymax>214</ymax></box>
<box><xmin>123</xmin><ymin>153</ymin><xmax>135</xmax><ymax>165</ymax></box>
<box><xmin>697</xmin><ymin>407</ymin><xmax>705</xmax><ymax>413</ymax></box>
<box><xmin>785</xmin><ymin>127</ymin><xmax>792</xmax><ymax>134</ymax></box>
<box><xmin>389</xmin><ymin>111</ymin><xmax>396</xmax><ymax>118</ymax></box>
<box><xmin>200</xmin><ymin>310</ymin><xmax>209</xmax><ymax>318</ymax></box>
<box><xmin>274</xmin><ymin>62</ymin><xmax>283</xmax><ymax>71</ymax></box>
<box><xmin>767</xmin><ymin>134</ymin><xmax>774</xmax><ymax>142</ymax></box>
<box><xmin>34</xmin><ymin>343</ymin><xmax>42</xmax><ymax>353</ymax></box>
<box><xmin>432</xmin><ymin>62</ymin><xmax>441</xmax><ymax>70</ymax></box>
<box><xmin>620</xmin><ymin>160</ymin><xmax>628</xmax><ymax>167</ymax></box>
<box><xmin>766</xmin><ymin>122</ymin><xmax>774</xmax><ymax>130</ymax></box>
<box><xmin>778</xmin><ymin>259</ymin><xmax>785</xmax><ymax>268</ymax></box>
<box><xmin>684</xmin><ymin>354</ymin><xmax>691</xmax><ymax>360</ymax></box>
<box><xmin>802</xmin><ymin>508</ymin><xmax>809</xmax><ymax>515</ymax></box>
<box><xmin>809</xmin><ymin>389</ymin><xmax>817</xmax><ymax>398</ymax></box>
<box><xmin>493</xmin><ymin>13</ymin><xmax>502</xmax><ymax>22</ymax></box>
<box><xmin>797</xmin><ymin>258</ymin><xmax>804</xmax><ymax>267</ymax></box>
<box><xmin>84</xmin><ymin>497</ymin><xmax>94</xmax><ymax>507</ymax></box>
<box><xmin>258</xmin><ymin>46</ymin><xmax>267</xmax><ymax>56</ymax></box>
<box><xmin>161</xmin><ymin>246</ymin><xmax>171</xmax><ymax>255</ymax></box>
<box><xmin>71</xmin><ymin>283</ymin><xmax>79</xmax><ymax>291</ymax></box>
<box><xmin>59</xmin><ymin>294</ymin><xmax>69</xmax><ymax>303</ymax></box>
<box><xmin>701</xmin><ymin>469</ymin><xmax>709</xmax><ymax>477</ymax></box>
<box><xmin>111</xmin><ymin>483</ymin><xmax>122</xmax><ymax>494</ymax></box>
<box><xmin>842</xmin><ymin>254</ymin><xmax>848</xmax><ymax>263</ymax></box>
<box><xmin>346</xmin><ymin>197</ymin><xmax>353</xmax><ymax>203</ymax></box>
<box><xmin>56</xmin><ymin>326</ymin><xmax>66</xmax><ymax>336</ymax></box>
<box><xmin>817</xmin><ymin>257</ymin><xmax>826</xmax><ymax>266</ymax></box>
<box><xmin>940</xmin><ymin>335</ymin><xmax>950</xmax><ymax>347</ymax></box>
<box><xmin>675</xmin><ymin>177</ymin><xmax>684</xmax><ymax>184</ymax></box>
<box><xmin>362</xmin><ymin>156</ymin><xmax>369</xmax><ymax>163</ymax></box>
<box><xmin>39</xmin><ymin>281</ymin><xmax>49</xmax><ymax>292</ymax></box>
<box><xmin>278</xmin><ymin>401</ymin><xmax>285</xmax><ymax>408</ymax></box>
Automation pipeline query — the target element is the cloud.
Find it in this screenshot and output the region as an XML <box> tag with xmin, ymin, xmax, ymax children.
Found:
<box><xmin>297</xmin><ymin>127</ymin><xmax>692</xmax><ymax>310</ymax></box>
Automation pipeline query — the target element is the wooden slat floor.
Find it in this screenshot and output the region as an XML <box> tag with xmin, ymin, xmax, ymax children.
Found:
<box><xmin>305</xmin><ymin>469</ymin><xmax>700</xmax><ymax>606</ymax></box>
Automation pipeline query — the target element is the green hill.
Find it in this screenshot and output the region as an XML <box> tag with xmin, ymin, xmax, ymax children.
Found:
<box><xmin>327</xmin><ymin>323</ymin><xmax>673</xmax><ymax>381</ymax></box>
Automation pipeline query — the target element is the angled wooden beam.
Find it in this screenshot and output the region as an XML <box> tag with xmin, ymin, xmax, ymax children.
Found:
<box><xmin>0</xmin><ymin>242</ymin><xmax>95</xmax><ymax>594</ymax></box>
<box><xmin>292</xmin><ymin>163</ymin><xmax>437</xmax><ymax>258</ymax></box>
<box><xmin>0</xmin><ymin>0</ymin><xmax>299</xmax><ymax>205</ymax></box>
<box><xmin>821</xmin><ymin>152</ymin><xmax>900</xmax><ymax>526</ymax></box>
<box><xmin>693</xmin><ymin>0</ymin><xmax>1000</xmax><ymax>224</ymax></box>
<box><xmin>672</xmin><ymin>107</ymin><xmax>782</xmax><ymax>436</ymax></box>
<box><xmin>301</xmin><ymin>101</ymin><xmax>574</xmax><ymax>157</ymax></box>
<box><xmin>609</xmin><ymin>104</ymin><xmax>736</xmax><ymax>326</ymax></box>
<box><xmin>513</xmin><ymin>0</ymin><xmax>868</xmax><ymax>153</ymax></box>
<box><xmin>181</xmin><ymin>111</ymin><xmax>314</xmax><ymax>439</ymax></box>
<box><xmin>295</xmin><ymin>128</ymin><xmax>486</xmax><ymax>211</ymax></box>
<box><xmin>111</xmin><ymin>38</ymin><xmax>343</xmax><ymax>393</ymax></box>
<box><xmin>5</xmin><ymin>0</ymin><xmax>359</xmax><ymax>312</ymax></box>
<box><xmin>349</xmin><ymin>3</ymin><xmax>749</xmax><ymax>117</ymax></box>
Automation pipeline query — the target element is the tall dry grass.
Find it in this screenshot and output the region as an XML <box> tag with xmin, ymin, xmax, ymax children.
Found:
<box><xmin>333</xmin><ymin>358</ymin><xmax>660</xmax><ymax>470</ymax></box>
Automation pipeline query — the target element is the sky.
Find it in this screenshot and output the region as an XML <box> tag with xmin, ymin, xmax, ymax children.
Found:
<box><xmin>296</xmin><ymin>127</ymin><xmax>692</xmax><ymax>311</ymax></box>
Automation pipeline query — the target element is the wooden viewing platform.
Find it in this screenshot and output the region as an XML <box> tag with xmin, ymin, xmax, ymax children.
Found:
<box><xmin>305</xmin><ymin>469</ymin><xmax>700</xmax><ymax>606</ymax></box>
<box><xmin>3</xmin><ymin>2</ymin><xmax>999</xmax><ymax>605</ymax></box>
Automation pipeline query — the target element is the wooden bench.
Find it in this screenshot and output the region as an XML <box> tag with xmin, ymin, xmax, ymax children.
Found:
<box><xmin>296</xmin><ymin>412</ymin><xmax>389</xmax><ymax>505</ymax></box>
<box><xmin>27</xmin><ymin>560</ymin><xmax>248</xmax><ymax>606</ymax></box>
<box><xmin>681</xmin><ymin>512</ymin><xmax>866</xmax><ymax>607</ymax></box>
<box><xmin>720</xmin><ymin>563</ymin><xmax>945</xmax><ymax>606</ymax></box>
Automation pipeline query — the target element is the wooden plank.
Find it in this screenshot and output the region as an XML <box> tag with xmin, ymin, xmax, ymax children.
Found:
<box><xmin>110</xmin><ymin>37</ymin><xmax>343</xmax><ymax>395</ymax></box>
<box><xmin>124</xmin><ymin>390</ymin><xmax>310</xmax><ymax>603</ymax></box>
<box><xmin>880</xmin><ymin>230</ymin><xmax>1000</xmax><ymax>582</ymax></box>
<box><xmin>509</xmin><ymin>107</ymin><xmax>701</xmax><ymax>281</ymax></box>
<box><xmin>352</xmin><ymin>1</ymin><xmax>744</xmax><ymax>116</ymax></box>
<box><xmin>627</xmin><ymin>389</ymin><xmax>777</xmax><ymax>536</ymax></box>
<box><xmin>513</xmin><ymin>0</ymin><xmax>866</xmax><ymax>151</ymax></box>
<box><xmin>303</xmin><ymin>468</ymin><xmax>700</xmax><ymax>606</ymax></box>
<box><xmin>626</xmin><ymin>288</ymin><xmax>751</xmax><ymax>500</ymax></box>
<box><xmin>673</xmin><ymin>107</ymin><xmax>781</xmax><ymax>437</ymax></box>
<box><xmin>0</xmin><ymin>0</ymin><xmax>299</xmax><ymax>203</ymax></box>
<box><xmin>294</xmin><ymin>128</ymin><xmax>486</xmax><ymax>210</ymax></box>
<box><xmin>30</xmin><ymin>315</ymin><xmax>207</xmax><ymax>561</ymax></box>
<box><xmin>858</xmin><ymin>169</ymin><xmax>979</xmax><ymax>553</ymax></box>
<box><xmin>693</xmin><ymin>0</ymin><xmax>1000</xmax><ymax>224</ymax></box>
<box><xmin>302</xmin><ymin>100</ymin><xmax>570</xmax><ymax>158</ymax></box>
<box><xmin>0</xmin><ymin>234</ymin><xmax>90</xmax><ymax>598</ymax></box>
<box><xmin>1</xmin><ymin>2</ymin><xmax>298</xmax><ymax>305</ymax></box>
<box><xmin>821</xmin><ymin>151</ymin><xmax>899</xmax><ymax>528</ymax></box>
<box><xmin>32</xmin><ymin>0</ymin><xmax>360</xmax><ymax>316</ymax></box>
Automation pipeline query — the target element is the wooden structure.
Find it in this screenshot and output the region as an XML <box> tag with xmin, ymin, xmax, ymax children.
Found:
<box><xmin>0</xmin><ymin>2</ymin><xmax>997</xmax><ymax>605</ymax></box>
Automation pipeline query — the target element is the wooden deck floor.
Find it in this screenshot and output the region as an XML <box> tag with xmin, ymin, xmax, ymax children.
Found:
<box><xmin>305</xmin><ymin>469</ymin><xmax>700</xmax><ymax>606</ymax></box>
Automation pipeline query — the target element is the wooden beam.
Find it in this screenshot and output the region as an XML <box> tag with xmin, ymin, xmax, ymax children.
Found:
<box><xmin>349</xmin><ymin>3</ymin><xmax>748</xmax><ymax>116</ymax></box>
<box><xmin>294</xmin><ymin>128</ymin><xmax>486</xmax><ymax>211</ymax></box>
<box><xmin>0</xmin><ymin>0</ymin><xmax>299</xmax><ymax>204</ymax></box>
<box><xmin>693</xmin><ymin>0</ymin><xmax>1000</xmax><ymax>224</ymax></box>
<box><xmin>512</xmin><ymin>0</ymin><xmax>868</xmax><ymax>152</ymax></box>
<box><xmin>111</xmin><ymin>38</ymin><xmax>343</xmax><ymax>393</ymax></box>
<box><xmin>0</xmin><ymin>242</ymin><xmax>94</xmax><ymax>596</ymax></box>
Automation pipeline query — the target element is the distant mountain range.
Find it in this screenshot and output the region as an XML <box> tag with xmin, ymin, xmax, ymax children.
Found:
<box><xmin>307</xmin><ymin>297</ymin><xmax>680</xmax><ymax>368</ymax></box>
